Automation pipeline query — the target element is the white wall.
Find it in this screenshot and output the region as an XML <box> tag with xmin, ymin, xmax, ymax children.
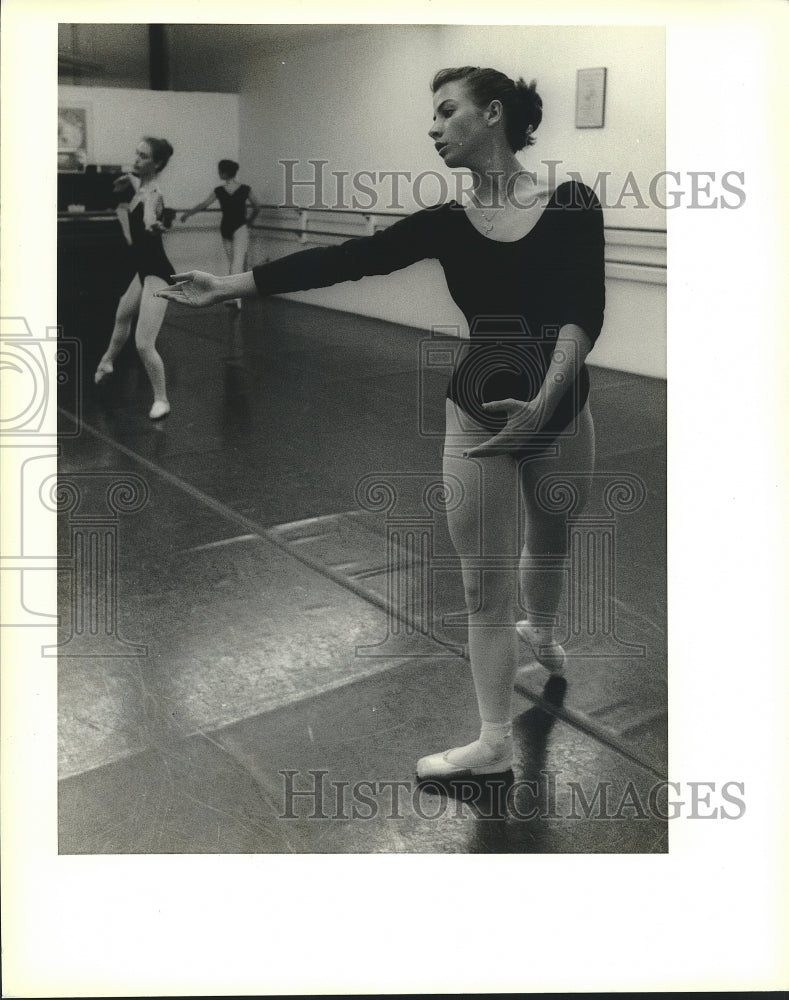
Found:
<box><xmin>238</xmin><ymin>26</ymin><xmax>444</xmax><ymax>211</ymax></box>
<box><xmin>236</xmin><ymin>25</ymin><xmax>666</xmax><ymax>379</ymax></box>
<box><xmin>239</xmin><ymin>24</ymin><xmax>665</xmax><ymax>223</ymax></box>
<box><xmin>58</xmin><ymin>85</ymin><xmax>240</xmax><ymax>210</ymax></box>
<box><xmin>593</xmin><ymin>278</ymin><xmax>666</xmax><ymax>378</ymax></box>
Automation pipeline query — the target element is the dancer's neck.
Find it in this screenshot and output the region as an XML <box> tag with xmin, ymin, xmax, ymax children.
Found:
<box><xmin>470</xmin><ymin>153</ymin><xmax>527</xmax><ymax>208</ymax></box>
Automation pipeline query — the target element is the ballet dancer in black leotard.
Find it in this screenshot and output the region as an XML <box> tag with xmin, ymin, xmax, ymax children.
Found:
<box><xmin>157</xmin><ymin>67</ymin><xmax>606</xmax><ymax>780</ymax></box>
<box><xmin>94</xmin><ymin>137</ymin><xmax>176</xmax><ymax>420</ymax></box>
<box><xmin>181</xmin><ymin>160</ymin><xmax>260</xmax><ymax>308</ymax></box>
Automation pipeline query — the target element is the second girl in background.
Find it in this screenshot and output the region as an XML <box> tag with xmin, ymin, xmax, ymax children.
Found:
<box><xmin>181</xmin><ymin>160</ymin><xmax>260</xmax><ymax>308</ymax></box>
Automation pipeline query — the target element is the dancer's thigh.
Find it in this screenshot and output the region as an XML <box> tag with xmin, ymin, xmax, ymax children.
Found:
<box><xmin>442</xmin><ymin>399</ymin><xmax>520</xmax><ymax>560</ymax></box>
<box><xmin>519</xmin><ymin>401</ymin><xmax>596</xmax><ymax>527</ymax></box>
<box><xmin>134</xmin><ymin>276</ymin><xmax>169</xmax><ymax>347</ymax></box>
<box><xmin>115</xmin><ymin>274</ymin><xmax>142</xmax><ymax>322</ymax></box>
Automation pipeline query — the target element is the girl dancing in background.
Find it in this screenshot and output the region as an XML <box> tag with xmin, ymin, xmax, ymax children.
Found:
<box><xmin>94</xmin><ymin>136</ymin><xmax>176</xmax><ymax>420</ymax></box>
<box><xmin>157</xmin><ymin>67</ymin><xmax>605</xmax><ymax>780</ymax></box>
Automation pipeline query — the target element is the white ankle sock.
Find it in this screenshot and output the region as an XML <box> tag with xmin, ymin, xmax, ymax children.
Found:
<box><xmin>444</xmin><ymin>721</ymin><xmax>512</xmax><ymax>767</ymax></box>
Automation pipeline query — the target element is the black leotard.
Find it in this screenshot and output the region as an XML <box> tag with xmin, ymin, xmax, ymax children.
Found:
<box><xmin>215</xmin><ymin>184</ymin><xmax>251</xmax><ymax>239</ymax></box>
<box><xmin>251</xmin><ymin>180</ymin><xmax>605</xmax><ymax>435</ymax></box>
<box><xmin>128</xmin><ymin>200</ymin><xmax>175</xmax><ymax>285</ymax></box>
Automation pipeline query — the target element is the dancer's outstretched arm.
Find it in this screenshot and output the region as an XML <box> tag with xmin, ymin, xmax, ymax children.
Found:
<box><xmin>181</xmin><ymin>192</ymin><xmax>217</xmax><ymax>223</ymax></box>
<box><xmin>154</xmin><ymin>270</ymin><xmax>257</xmax><ymax>307</ymax></box>
<box><xmin>157</xmin><ymin>207</ymin><xmax>442</xmax><ymax>308</ymax></box>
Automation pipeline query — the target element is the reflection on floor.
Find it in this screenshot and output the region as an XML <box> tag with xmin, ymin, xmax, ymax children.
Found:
<box><xmin>57</xmin><ymin>294</ymin><xmax>667</xmax><ymax>853</ymax></box>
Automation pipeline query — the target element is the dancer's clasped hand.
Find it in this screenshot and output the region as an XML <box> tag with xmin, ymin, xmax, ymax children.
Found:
<box><xmin>462</xmin><ymin>397</ymin><xmax>547</xmax><ymax>457</ymax></box>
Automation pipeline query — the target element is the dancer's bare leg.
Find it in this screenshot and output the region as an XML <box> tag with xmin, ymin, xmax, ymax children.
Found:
<box><xmin>134</xmin><ymin>275</ymin><xmax>171</xmax><ymax>418</ymax></box>
<box><xmin>223</xmin><ymin>227</ymin><xmax>249</xmax><ymax>308</ymax></box>
<box><xmin>516</xmin><ymin>402</ymin><xmax>596</xmax><ymax>669</ymax></box>
<box><xmin>416</xmin><ymin>400</ymin><xmax>521</xmax><ymax>776</ymax></box>
<box><xmin>221</xmin><ymin>236</ymin><xmax>234</xmax><ymax>273</ymax></box>
<box><xmin>94</xmin><ymin>275</ymin><xmax>142</xmax><ymax>382</ymax></box>
<box><xmin>230</xmin><ymin>225</ymin><xmax>249</xmax><ymax>275</ymax></box>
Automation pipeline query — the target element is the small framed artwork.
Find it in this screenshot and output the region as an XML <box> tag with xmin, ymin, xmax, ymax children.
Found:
<box><xmin>575</xmin><ymin>67</ymin><xmax>607</xmax><ymax>129</ymax></box>
<box><xmin>58</xmin><ymin>103</ymin><xmax>92</xmax><ymax>172</ymax></box>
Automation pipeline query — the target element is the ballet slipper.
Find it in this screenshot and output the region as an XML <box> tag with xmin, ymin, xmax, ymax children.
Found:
<box><xmin>94</xmin><ymin>360</ymin><xmax>114</xmax><ymax>384</ymax></box>
<box><xmin>516</xmin><ymin>620</ymin><xmax>566</xmax><ymax>673</ymax></box>
<box><xmin>148</xmin><ymin>400</ymin><xmax>170</xmax><ymax>420</ymax></box>
<box><xmin>416</xmin><ymin>747</ymin><xmax>513</xmax><ymax>779</ymax></box>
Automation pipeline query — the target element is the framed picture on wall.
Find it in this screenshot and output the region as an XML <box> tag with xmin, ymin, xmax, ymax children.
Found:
<box><xmin>58</xmin><ymin>104</ymin><xmax>92</xmax><ymax>172</ymax></box>
<box><xmin>575</xmin><ymin>67</ymin><xmax>607</xmax><ymax>128</ymax></box>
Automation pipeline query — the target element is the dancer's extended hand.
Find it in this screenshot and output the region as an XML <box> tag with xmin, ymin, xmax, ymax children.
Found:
<box><xmin>462</xmin><ymin>397</ymin><xmax>547</xmax><ymax>457</ymax></box>
<box><xmin>154</xmin><ymin>271</ymin><xmax>223</xmax><ymax>307</ymax></box>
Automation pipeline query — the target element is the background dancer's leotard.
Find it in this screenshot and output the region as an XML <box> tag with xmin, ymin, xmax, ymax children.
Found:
<box><xmin>251</xmin><ymin>180</ymin><xmax>605</xmax><ymax>437</ymax></box>
<box><xmin>215</xmin><ymin>184</ymin><xmax>251</xmax><ymax>240</ymax></box>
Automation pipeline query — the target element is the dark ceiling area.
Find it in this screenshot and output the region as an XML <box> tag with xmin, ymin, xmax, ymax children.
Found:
<box><xmin>58</xmin><ymin>23</ymin><xmax>381</xmax><ymax>92</ymax></box>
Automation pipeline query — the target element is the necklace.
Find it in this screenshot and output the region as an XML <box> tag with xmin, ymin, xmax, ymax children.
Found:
<box><xmin>471</xmin><ymin>175</ymin><xmax>521</xmax><ymax>232</ymax></box>
<box><xmin>477</xmin><ymin>206</ymin><xmax>500</xmax><ymax>233</ymax></box>
<box><xmin>470</xmin><ymin>172</ymin><xmax>545</xmax><ymax>235</ymax></box>
<box><xmin>471</xmin><ymin>195</ymin><xmax>506</xmax><ymax>234</ymax></box>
